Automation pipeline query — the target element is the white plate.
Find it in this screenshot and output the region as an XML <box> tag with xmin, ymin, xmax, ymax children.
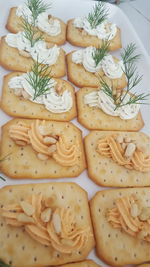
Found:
<box><xmin>0</xmin><ymin>0</ymin><xmax>150</xmax><ymax>266</ymax></box>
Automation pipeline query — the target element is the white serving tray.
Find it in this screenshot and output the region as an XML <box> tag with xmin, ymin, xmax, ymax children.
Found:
<box><xmin>0</xmin><ymin>0</ymin><xmax>150</xmax><ymax>266</ymax></box>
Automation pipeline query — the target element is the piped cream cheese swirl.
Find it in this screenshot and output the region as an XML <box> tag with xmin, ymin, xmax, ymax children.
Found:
<box><xmin>8</xmin><ymin>74</ymin><xmax>72</xmax><ymax>113</ymax></box>
<box><xmin>72</xmin><ymin>47</ymin><xmax>124</xmax><ymax>79</ymax></box>
<box><xmin>84</xmin><ymin>90</ymin><xmax>140</xmax><ymax>120</ymax></box>
<box><xmin>74</xmin><ymin>17</ymin><xmax>117</xmax><ymax>40</ymax></box>
<box><xmin>16</xmin><ymin>5</ymin><xmax>61</xmax><ymax>36</ymax></box>
<box><xmin>5</xmin><ymin>32</ymin><xmax>60</xmax><ymax>65</ymax></box>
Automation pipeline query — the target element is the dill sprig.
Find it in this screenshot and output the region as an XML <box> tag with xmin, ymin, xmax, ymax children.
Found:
<box><xmin>26</xmin><ymin>60</ymin><xmax>53</xmax><ymax>100</ymax></box>
<box><xmin>121</xmin><ymin>43</ymin><xmax>141</xmax><ymax>64</ymax></box>
<box><xmin>87</xmin><ymin>2</ymin><xmax>109</xmax><ymax>29</ymax></box>
<box><xmin>26</xmin><ymin>0</ymin><xmax>51</xmax><ymax>21</ymax></box>
<box><xmin>21</xmin><ymin>0</ymin><xmax>51</xmax><ymax>47</ymax></box>
<box><xmin>21</xmin><ymin>16</ymin><xmax>43</xmax><ymax>47</ymax></box>
<box><xmin>0</xmin><ymin>260</ymin><xmax>10</xmax><ymax>267</ymax></box>
<box><xmin>99</xmin><ymin>43</ymin><xmax>150</xmax><ymax>109</ymax></box>
<box><xmin>92</xmin><ymin>40</ymin><xmax>110</xmax><ymax>66</ymax></box>
<box><xmin>0</xmin><ymin>176</ymin><xmax>6</xmax><ymax>182</ymax></box>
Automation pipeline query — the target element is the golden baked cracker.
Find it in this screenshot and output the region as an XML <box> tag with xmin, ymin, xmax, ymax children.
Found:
<box><xmin>77</xmin><ymin>87</ymin><xmax>144</xmax><ymax>131</ymax></box>
<box><xmin>0</xmin><ymin>37</ymin><xmax>66</xmax><ymax>78</ymax></box>
<box><xmin>6</xmin><ymin>7</ymin><xmax>66</xmax><ymax>45</ymax></box>
<box><xmin>1</xmin><ymin>72</ymin><xmax>77</xmax><ymax>121</ymax></box>
<box><xmin>0</xmin><ymin>182</ymin><xmax>95</xmax><ymax>266</ymax></box>
<box><xmin>0</xmin><ymin>119</ymin><xmax>86</xmax><ymax>179</ymax></box>
<box><xmin>67</xmin><ymin>19</ymin><xmax>122</xmax><ymax>51</ymax></box>
<box><xmin>90</xmin><ymin>188</ymin><xmax>150</xmax><ymax>266</ymax></box>
<box><xmin>66</xmin><ymin>51</ymin><xmax>127</xmax><ymax>89</ymax></box>
<box><xmin>60</xmin><ymin>260</ymin><xmax>101</xmax><ymax>267</ymax></box>
<box><xmin>85</xmin><ymin>131</ymin><xmax>150</xmax><ymax>187</ymax></box>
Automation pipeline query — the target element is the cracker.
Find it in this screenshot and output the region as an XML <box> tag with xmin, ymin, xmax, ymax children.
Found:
<box><xmin>0</xmin><ymin>119</ymin><xmax>86</xmax><ymax>179</ymax></box>
<box><xmin>0</xmin><ymin>182</ymin><xmax>95</xmax><ymax>266</ymax></box>
<box><xmin>67</xmin><ymin>19</ymin><xmax>122</xmax><ymax>51</ymax></box>
<box><xmin>85</xmin><ymin>131</ymin><xmax>150</xmax><ymax>187</ymax></box>
<box><xmin>77</xmin><ymin>87</ymin><xmax>144</xmax><ymax>131</ymax></box>
<box><xmin>66</xmin><ymin>51</ymin><xmax>127</xmax><ymax>89</ymax></box>
<box><xmin>1</xmin><ymin>72</ymin><xmax>77</xmax><ymax>121</ymax></box>
<box><xmin>6</xmin><ymin>7</ymin><xmax>66</xmax><ymax>45</ymax></box>
<box><xmin>60</xmin><ymin>259</ymin><xmax>101</xmax><ymax>267</ymax></box>
<box><xmin>0</xmin><ymin>37</ymin><xmax>66</xmax><ymax>78</ymax></box>
<box><xmin>90</xmin><ymin>187</ymin><xmax>150</xmax><ymax>266</ymax></box>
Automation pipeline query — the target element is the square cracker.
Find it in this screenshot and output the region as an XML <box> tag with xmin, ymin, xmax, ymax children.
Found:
<box><xmin>0</xmin><ymin>37</ymin><xmax>66</xmax><ymax>78</ymax></box>
<box><xmin>66</xmin><ymin>52</ymin><xmax>127</xmax><ymax>89</ymax></box>
<box><xmin>0</xmin><ymin>72</ymin><xmax>77</xmax><ymax>121</ymax></box>
<box><xmin>67</xmin><ymin>19</ymin><xmax>122</xmax><ymax>51</ymax></box>
<box><xmin>90</xmin><ymin>187</ymin><xmax>150</xmax><ymax>266</ymax></box>
<box><xmin>76</xmin><ymin>87</ymin><xmax>144</xmax><ymax>131</ymax></box>
<box><xmin>60</xmin><ymin>259</ymin><xmax>101</xmax><ymax>267</ymax></box>
<box><xmin>0</xmin><ymin>119</ymin><xmax>86</xmax><ymax>179</ymax></box>
<box><xmin>0</xmin><ymin>182</ymin><xmax>95</xmax><ymax>266</ymax></box>
<box><xmin>6</xmin><ymin>7</ymin><xmax>67</xmax><ymax>46</ymax></box>
<box><xmin>85</xmin><ymin>131</ymin><xmax>150</xmax><ymax>187</ymax></box>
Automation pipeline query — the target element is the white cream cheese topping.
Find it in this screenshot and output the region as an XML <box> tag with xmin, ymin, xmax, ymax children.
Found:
<box><xmin>74</xmin><ymin>17</ymin><xmax>117</xmax><ymax>41</ymax></box>
<box><xmin>72</xmin><ymin>47</ymin><xmax>124</xmax><ymax>78</ymax></box>
<box><xmin>8</xmin><ymin>74</ymin><xmax>72</xmax><ymax>113</ymax></box>
<box><xmin>16</xmin><ymin>5</ymin><xmax>61</xmax><ymax>36</ymax></box>
<box><xmin>84</xmin><ymin>90</ymin><xmax>140</xmax><ymax>120</ymax></box>
<box><xmin>5</xmin><ymin>32</ymin><xmax>60</xmax><ymax>65</ymax></box>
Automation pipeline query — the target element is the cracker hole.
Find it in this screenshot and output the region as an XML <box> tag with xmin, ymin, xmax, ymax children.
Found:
<box><xmin>78</xmin><ymin>251</ymin><xmax>81</xmax><ymax>255</ymax></box>
<box><xmin>108</xmin><ymin>234</ymin><xmax>111</xmax><ymax>238</ymax></box>
<box><xmin>0</xmin><ymin>223</ymin><xmax>3</xmax><ymax>227</ymax></box>
<box><xmin>98</xmin><ymin>208</ymin><xmax>101</xmax><ymax>213</ymax></box>
<box><xmin>35</xmin><ymin>170</ymin><xmax>38</xmax><ymax>174</ymax></box>
<box><xmin>115</xmin><ymin>257</ymin><xmax>118</xmax><ymax>261</ymax></box>
<box><xmin>1</xmin><ymin>205</ymin><xmax>3</xmax><ymax>208</ymax></box>
<box><xmin>61</xmin><ymin>195</ymin><xmax>64</xmax><ymax>199</ymax></box>
<box><xmin>81</xmin><ymin>215</ymin><xmax>84</xmax><ymax>220</ymax></box>
<box><xmin>16</xmin><ymin>233</ymin><xmax>19</xmax><ymax>238</ymax></box>
<box><xmin>34</xmin><ymin>257</ymin><xmax>37</xmax><ymax>262</ymax></box>
<box><xmin>56</xmin><ymin>253</ymin><xmax>60</xmax><ymax>258</ymax></box>
<box><xmin>51</xmin><ymin>186</ymin><xmax>54</xmax><ymax>190</ymax></box>
<box><xmin>9</xmin><ymin>261</ymin><xmax>12</xmax><ymax>265</ymax></box>
<box><xmin>7</xmin><ymin>233</ymin><xmax>10</xmax><ymax>238</ymax></box>
<box><xmin>22</xmin><ymin>245</ymin><xmax>25</xmax><ymax>250</ymax></box>
<box><xmin>134</xmin><ymin>253</ymin><xmax>137</xmax><ymax>258</ymax></box>
<box><xmin>9</xmin><ymin>144</ymin><xmax>12</xmax><ymax>148</ymax></box>
<box><xmin>9</xmin><ymin>189</ymin><xmax>12</xmax><ymax>193</ymax></box>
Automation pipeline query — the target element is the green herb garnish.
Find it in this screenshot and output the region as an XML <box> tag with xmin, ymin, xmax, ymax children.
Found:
<box><xmin>26</xmin><ymin>0</ymin><xmax>51</xmax><ymax>22</ymax></box>
<box><xmin>99</xmin><ymin>42</ymin><xmax>150</xmax><ymax>109</ymax></box>
<box><xmin>21</xmin><ymin>0</ymin><xmax>51</xmax><ymax>47</ymax></box>
<box><xmin>0</xmin><ymin>176</ymin><xmax>6</xmax><ymax>182</ymax></box>
<box><xmin>92</xmin><ymin>40</ymin><xmax>110</xmax><ymax>66</ymax></box>
<box><xmin>87</xmin><ymin>2</ymin><xmax>108</xmax><ymax>29</ymax></box>
<box><xmin>26</xmin><ymin>60</ymin><xmax>53</xmax><ymax>100</ymax></box>
<box><xmin>21</xmin><ymin>17</ymin><xmax>43</xmax><ymax>47</ymax></box>
<box><xmin>0</xmin><ymin>260</ymin><xmax>10</xmax><ymax>267</ymax></box>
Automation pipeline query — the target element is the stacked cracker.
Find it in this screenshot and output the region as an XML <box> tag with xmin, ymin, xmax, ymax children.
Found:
<box><xmin>66</xmin><ymin>3</ymin><xmax>150</xmax><ymax>267</ymax></box>
<box><xmin>0</xmin><ymin>1</ymin><xmax>92</xmax><ymax>266</ymax></box>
